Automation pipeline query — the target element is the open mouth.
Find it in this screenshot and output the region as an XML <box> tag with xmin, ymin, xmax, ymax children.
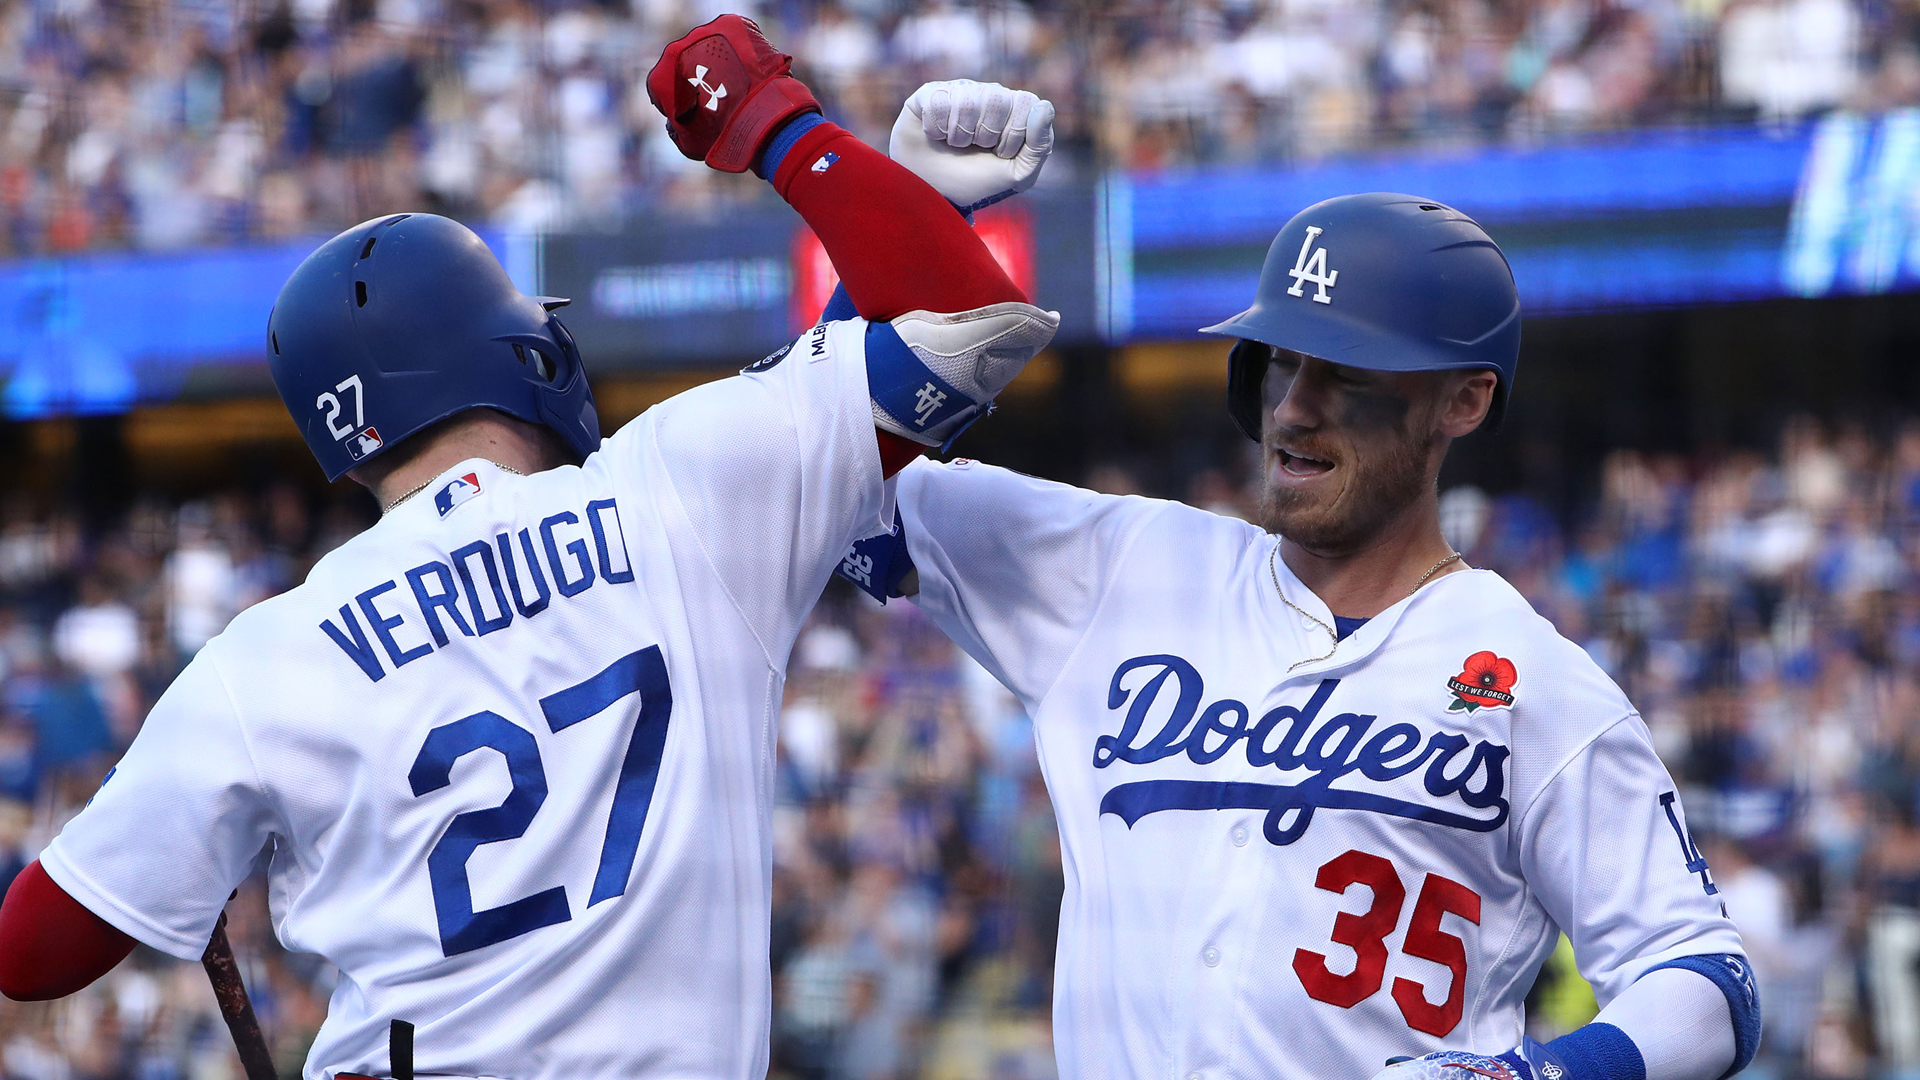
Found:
<box><xmin>1276</xmin><ymin>448</ymin><xmax>1335</xmax><ymax>478</ymax></box>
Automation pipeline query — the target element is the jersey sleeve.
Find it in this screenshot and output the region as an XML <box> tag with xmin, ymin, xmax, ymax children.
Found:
<box><xmin>898</xmin><ymin>459</ymin><xmax>1159</xmax><ymax>708</ymax></box>
<box><xmin>1517</xmin><ymin>713</ymin><xmax>1747</xmax><ymax>1006</ymax></box>
<box><xmin>624</xmin><ymin>320</ymin><xmax>892</xmax><ymax>664</ymax></box>
<box><xmin>38</xmin><ymin>655</ymin><xmax>277</xmax><ymax>961</ymax></box>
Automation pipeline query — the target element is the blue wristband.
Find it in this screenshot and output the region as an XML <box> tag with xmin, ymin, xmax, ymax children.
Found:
<box><xmin>753</xmin><ymin>111</ymin><xmax>828</xmax><ymax>180</ymax></box>
<box><xmin>1531</xmin><ymin>1025</ymin><xmax>1646</xmax><ymax>1080</ymax></box>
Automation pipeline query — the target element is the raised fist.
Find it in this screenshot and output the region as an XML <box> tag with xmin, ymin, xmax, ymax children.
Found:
<box><xmin>889</xmin><ymin>79</ymin><xmax>1056</xmax><ymax>214</ymax></box>
<box><xmin>646</xmin><ymin>15</ymin><xmax>821</xmax><ymax>173</ymax></box>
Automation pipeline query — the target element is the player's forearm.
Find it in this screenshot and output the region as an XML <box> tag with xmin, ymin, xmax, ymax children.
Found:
<box><xmin>649</xmin><ymin>21</ymin><xmax>1051</xmax><ymax>470</ymax></box>
<box><xmin>1589</xmin><ymin>966</ymin><xmax>1736</xmax><ymax>1080</ymax></box>
<box><xmin>1384</xmin><ymin>960</ymin><xmax>1745</xmax><ymax>1080</ymax></box>
<box><xmin>761</xmin><ymin>116</ymin><xmax>1025</xmax><ymax>322</ymax></box>
<box><xmin>1512</xmin><ymin>959</ymin><xmax>1749</xmax><ymax>1080</ymax></box>
<box><xmin>0</xmin><ymin>860</ymin><xmax>137</xmax><ymax>1000</ymax></box>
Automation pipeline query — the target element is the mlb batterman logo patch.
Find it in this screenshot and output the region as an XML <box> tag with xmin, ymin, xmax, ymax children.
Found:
<box><xmin>1447</xmin><ymin>651</ymin><xmax>1517</xmax><ymax>712</ymax></box>
<box><xmin>434</xmin><ymin>472</ymin><xmax>482</xmax><ymax>517</ymax></box>
<box><xmin>345</xmin><ymin>426</ymin><xmax>384</xmax><ymax>460</ymax></box>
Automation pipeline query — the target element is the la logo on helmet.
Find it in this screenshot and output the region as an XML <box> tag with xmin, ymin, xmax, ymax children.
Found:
<box><xmin>1287</xmin><ymin>225</ymin><xmax>1338</xmax><ymax>304</ymax></box>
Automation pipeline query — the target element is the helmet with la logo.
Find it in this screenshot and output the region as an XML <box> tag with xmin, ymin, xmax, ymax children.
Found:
<box><xmin>1202</xmin><ymin>192</ymin><xmax>1521</xmax><ymax>439</ymax></box>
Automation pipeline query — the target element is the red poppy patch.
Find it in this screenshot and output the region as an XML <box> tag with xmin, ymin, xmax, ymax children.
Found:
<box><xmin>1447</xmin><ymin>651</ymin><xmax>1518</xmax><ymax>712</ymax></box>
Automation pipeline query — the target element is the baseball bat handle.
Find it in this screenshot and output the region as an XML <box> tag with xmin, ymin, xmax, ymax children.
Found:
<box><xmin>202</xmin><ymin>912</ymin><xmax>278</xmax><ymax>1080</ymax></box>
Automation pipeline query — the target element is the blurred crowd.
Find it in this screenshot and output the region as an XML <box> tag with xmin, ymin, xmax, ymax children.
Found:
<box><xmin>0</xmin><ymin>0</ymin><xmax>1908</xmax><ymax>257</ymax></box>
<box><xmin>11</xmin><ymin>409</ymin><xmax>1920</xmax><ymax>1077</ymax></box>
<box><xmin>1435</xmin><ymin>413</ymin><xmax>1920</xmax><ymax>1080</ymax></box>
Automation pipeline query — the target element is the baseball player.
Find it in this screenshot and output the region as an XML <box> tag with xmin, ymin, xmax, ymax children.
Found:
<box><xmin>850</xmin><ymin>82</ymin><xmax>1760</xmax><ymax>1080</ymax></box>
<box><xmin>0</xmin><ymin>19</ymin><xmax>1057</xmax><ymax>1080</ymax></box>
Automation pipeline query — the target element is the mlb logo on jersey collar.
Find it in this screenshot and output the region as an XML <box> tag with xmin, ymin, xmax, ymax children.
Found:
<box><xmin>434</xmin><ymin>472</ymin><xmax>483</xmax><ymax>517</ymax></box>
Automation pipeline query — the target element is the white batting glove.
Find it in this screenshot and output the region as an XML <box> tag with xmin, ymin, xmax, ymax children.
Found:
<box><xmin>888</xmin><ymin>79</ymin><xmax>1055</xmax><ymax>214</ymax></box>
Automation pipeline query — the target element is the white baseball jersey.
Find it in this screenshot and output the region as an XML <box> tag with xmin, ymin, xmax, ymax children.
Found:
<box><xmin>894</xmin><ymin>459</ymin><xmax>1745</xmax><ymax>1080</ymax></box>
<box><xmin>41</xmin><ymin>318</ymin><xmax>891</xmax><ymax>1080</ymax></box>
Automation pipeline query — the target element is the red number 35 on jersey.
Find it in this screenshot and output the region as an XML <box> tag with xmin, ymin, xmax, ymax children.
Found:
<box><xmin>1293</xmin><ymin>849</ymin><xmax>1484</xmax><ymax>1037</ymax></box>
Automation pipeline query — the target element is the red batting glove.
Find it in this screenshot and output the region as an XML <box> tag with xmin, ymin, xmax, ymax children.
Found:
<box><xmin>646</xmin><ymin>15</ymin><xmax>821</xmax><ymax>173</ymax></box>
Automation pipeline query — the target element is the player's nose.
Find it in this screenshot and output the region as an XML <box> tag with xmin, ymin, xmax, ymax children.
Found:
<box><xmin>1267</xmin><ymin>359</ymin><xmax>1332</xmax><ymax>432</ymax></box>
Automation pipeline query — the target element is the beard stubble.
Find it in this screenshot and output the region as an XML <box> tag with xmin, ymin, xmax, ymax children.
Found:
<box><xmin>1255</xmin><ymin>425</ymin><xmax>1436</xmax><ymax>554</ymax></box>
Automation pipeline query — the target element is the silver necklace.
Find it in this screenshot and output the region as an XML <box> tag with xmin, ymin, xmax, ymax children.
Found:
<box><xmin>1270</xmin><ymin>546</ymin><xmax>1464</xmax><ymax>671</ymax></box>
<box><xmin>382</xmin><ymin>461</ymin><xmax>526</xmax><ymax>515</ymax></box>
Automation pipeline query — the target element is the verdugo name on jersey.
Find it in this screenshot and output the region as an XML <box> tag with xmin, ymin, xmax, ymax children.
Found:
<box><xmin>320</xmin><ymin>497</ymin><xmax>633</xmax><ymax>682</ymax></box>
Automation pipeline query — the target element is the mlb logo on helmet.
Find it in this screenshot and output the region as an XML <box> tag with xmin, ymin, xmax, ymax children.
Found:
<box><xmin>345</xmin><ymin>427</ymin><xmax>384</xmax><ymax>460</ymax></box>
<box><xmin>434</xmin><ymin>473</ymin><xmax>483</xmax><ymax>517</ymax></box>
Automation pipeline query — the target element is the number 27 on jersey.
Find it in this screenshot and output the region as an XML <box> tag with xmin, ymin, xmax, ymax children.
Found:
<box><xmin>407</xmin><ymin>647</ymin><xmax>674</xmax><ymax>957</ymax></box>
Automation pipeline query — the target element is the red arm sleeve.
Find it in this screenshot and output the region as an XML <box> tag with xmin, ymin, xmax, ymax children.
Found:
<box><xmin>770</xmin><ymin>122</ymin><xmax>1025</xmax><ymax>321</ymax></box>
<box><xmin>769</xmin><ymin>122</ymin><xmax>1030</xmax><ymax>476</ymax></box>
<box><xmin>0</xmin><ymin>860</ymin><xmax>137</xmax><ymax>1000</ymax></box>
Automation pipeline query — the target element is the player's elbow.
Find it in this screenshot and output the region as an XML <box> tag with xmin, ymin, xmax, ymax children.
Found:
<box><xmin>867</xmin><ymin>303</ymin><xmax>1059</xmax><ymax>453</ymax></box>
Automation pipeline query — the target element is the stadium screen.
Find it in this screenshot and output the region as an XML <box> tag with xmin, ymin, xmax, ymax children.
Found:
<box><xmin>0</xmin><ymin>113</ymin><xmax>1909</xmax><ymax>417</ymax></box>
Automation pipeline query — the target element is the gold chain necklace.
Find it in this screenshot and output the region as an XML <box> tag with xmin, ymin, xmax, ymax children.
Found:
<box><xmin>1270</xmin><ymin>546</ymin><xmax>1464</xmax><ymax>671</ymax></box>
<box><xmin>382</xmin><ymin>461</ymin><xmax>526</xmax><ymax>515</ymax></box>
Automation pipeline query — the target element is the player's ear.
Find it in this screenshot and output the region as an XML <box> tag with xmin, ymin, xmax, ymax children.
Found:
<box><xmin>1436</xmin><ymin>370</ymin><xmax>1497</xmax><ymax>438</ymax></box>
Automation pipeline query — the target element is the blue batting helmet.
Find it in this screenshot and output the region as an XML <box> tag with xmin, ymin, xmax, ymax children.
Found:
<box><xmin>267</xmin><ymin>213</ymin><xmax>601</xmax><ymax>482</ymax></box>
<box><xmin>1202</xmin><ymin>192</ymin><xmax>1520</xmax><ymax>440</ymax></box>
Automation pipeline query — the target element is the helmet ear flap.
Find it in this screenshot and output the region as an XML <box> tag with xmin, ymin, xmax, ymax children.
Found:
<box><xmin>545</xmin><ymin>315</ymin><xmax>585</xmax><ymax>385</ymax></box>
<box><xmin>495</xmin><ymin>334</ymin><xmax>559</xmax><ymax>381</ymax></box>
<box><xmin>1226</xmin><ymin>339</ymin><xmax>1270</xmax><ymax>442</ymax></box>
<box><xmin>537</xmin><ymin>315</ymin><xmax>600</xmax><ymax>460</ymax></box>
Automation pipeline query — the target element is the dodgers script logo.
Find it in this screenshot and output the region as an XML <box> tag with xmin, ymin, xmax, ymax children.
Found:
<box><xmin>1094</xmin><ymin>655</ymin><xmax>1510</xmax><ymax>846</ymax></box>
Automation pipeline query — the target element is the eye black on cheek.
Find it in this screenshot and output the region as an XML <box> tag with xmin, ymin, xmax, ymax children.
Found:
<box><xmin>1262</xmin><ymin>364</ymin><xmax>1296</xmax><ymax>410</ymax></box>
<box><xmin>1337</xmin><ymin>387</ymin><xmax>1413</xmax><ymax>432</ymax></box>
